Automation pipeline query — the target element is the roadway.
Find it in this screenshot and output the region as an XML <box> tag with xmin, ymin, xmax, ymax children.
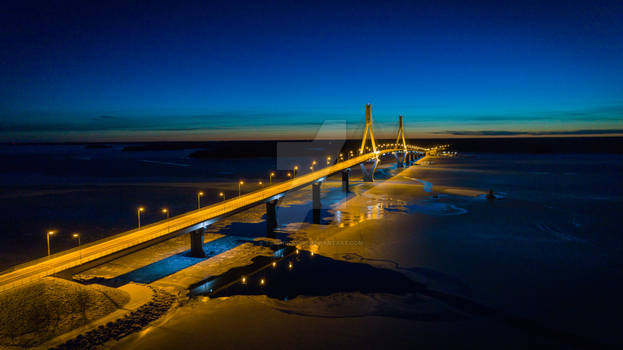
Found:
<box><xmin>0</xmin><ymin>148</ymin><xmax>419</xmax><ymax>293</ymax></box>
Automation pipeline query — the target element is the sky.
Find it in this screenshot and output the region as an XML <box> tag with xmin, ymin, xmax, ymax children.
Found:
<box><xmin>1</xmin><ymin>0</ymin><xmax>622</xmax><ymax>142</ymax></box>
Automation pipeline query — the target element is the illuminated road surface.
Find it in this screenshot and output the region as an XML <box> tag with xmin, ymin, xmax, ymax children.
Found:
<box><xmin>0</xmin><ymin>149</ymin><xmax>426</xmax><ymax>293</ymax></box>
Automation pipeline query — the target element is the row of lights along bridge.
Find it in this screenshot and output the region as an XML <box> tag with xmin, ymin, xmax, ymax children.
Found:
<box><xmin>43</xmin><ymin>142</ymin><xmax>424</xmax><ymax>256</ymax></box>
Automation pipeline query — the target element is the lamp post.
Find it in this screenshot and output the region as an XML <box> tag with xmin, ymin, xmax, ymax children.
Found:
<box><xmin>162</xmin><ymin>208</ymin><xmax>170</xmax><ymax>232</ymax></box>
<box><xmin>293</xmin><ymin>165</ymin><xmax>298</xmax><ymax>177</ymax></box>
<box><xmin>287</xmin><ymin>172</ymin><xmax>291</xmax><ymax>179</ymax></box>
<box><xmin>46</xmin><ymin>230</ymin><xmax>55</xmax><ymax>256</ymax></box>
<box><xmin>269</xmin><ymin>172</ymin><xmax>275</xmax><ymax>184</ymax></box>
<box><xmin>72</xmin><ymin>233</ymin><xmax>81</xmax><ymax>263</ymax></box>
<box><xmin>219</xmin><ymin>192</ymin><xmax>226</xmax><ymax>201</ymax></box>
<box><xmin>197</xmin><ymin>191</ymin><xmax>204</xmax><ymax>209</ymax></box>
<box><xmin>310</xmin><ymin>160</ymin><xmax>317</xmax><ymax>172</ymax></box>
<box><xmin>259</xmin><ymin>180</ymin><xmax>263</xmax><ymax>188</ymax></box>
<box><xmin>238</xmin><ymin>180</ymin><xmax>244</xmax><ymax>197</ymax></box>
<box><xmin>326</xmin><ymin>156</ymin><xmax>332</xmax><ymax>166</ymax></box>
<box><xmin>137</xmin><ymin>207</ymin><xmax>144</xmax><ymax>229</ymax></box>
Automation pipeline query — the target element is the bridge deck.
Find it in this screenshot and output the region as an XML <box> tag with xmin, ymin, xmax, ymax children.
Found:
<box><xmin>0</xmin><ymin>148</ymin><xmax>414</xmax><ymax>293</ymax></box>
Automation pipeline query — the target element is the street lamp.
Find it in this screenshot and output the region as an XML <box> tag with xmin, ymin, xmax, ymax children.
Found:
<box><xmin>162</xmin><ymin>208</ymin><xmax>170</xmax><ymax>232</ymax></box>
<box><xmin>269</xmin><ymin>172</ymin><xmax>275</xmax><ymax>184</ymax></box>
<box><xmin>46</xmin><ymin>230</ymin><xmax>55</xmax><ymax>256</ymax></box>
<box><xmin>293</xmin><ymin>165</ymin><xmax>298</xmax><ymax>177</ymax></box>
<box><xmin>72</xmin><ymin>233</ymin><xmax>81</xmax><ymax>263</ymax></box>
<box><xmin>287</xmin><ymin>172</ymin><xmax>291</xmax><ymax>178</ymax></box>
<box><xmin>137</xmin><ymin>207</ymin><xmax>144</xmax><ymax>228</ymax></box>
<box><xmin>326</xmin><ymin>156</ymin><xmax>331</xmax><ymax>166</ymax></box>
<box><xmin>238</xmin><ymin>180</ymin><xmax>244</xmax><ymax>197</ymax></box>
<box><xmin>219</xmin><ymin>192</ymin><xmax>226</xmax><ymax>200</ymax></box>
<box><xmin>259</xmin><ymin>180</ymin><xmax>263</xmax><ymax>188</ymax></box>
<box><xmin>197</xmin><ymin>191</ymin><xmax>204</xmax><ymax>209</ymax></box>
<box><xmin>310</xmin><ymin>160</ymin><xmax>317</xmax><ymax>171</ymax></box>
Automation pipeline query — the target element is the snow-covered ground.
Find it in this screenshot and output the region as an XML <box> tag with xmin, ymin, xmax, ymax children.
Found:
<box><xmin>73</xmin><ymin>156</ymin><xmax>623</xmax><ymax>348</ymax></box>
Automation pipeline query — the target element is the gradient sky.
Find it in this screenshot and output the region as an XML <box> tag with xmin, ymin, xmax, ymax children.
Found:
<box><xmin>1</xmin><ymin>0</ymin><xmax>622</xmax><ymax>141</ymax></box>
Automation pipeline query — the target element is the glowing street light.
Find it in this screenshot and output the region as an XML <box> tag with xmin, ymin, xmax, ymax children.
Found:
<box><xmin>46</xmin><ymin>230</ymin><xmax>55</xmax><ymax>256</ymax></box>
<box><xmin>72</xmin><ymin>233</ymin><xmax>81</xmax><ymax>263</ymax></box>
<box><xmin>269</xmin><ymin>172</ymin><xmax>275</xmax><ymax>184</ymax></box>
<box><xmin>137</xmin><ymin>207</ymin><xmax>144</xmax><ymax>228</ymax></box>
<box><xmin>287</xmin><ymin>172</ymin><xmax>292</xmax><ymax>178</ymax></box>
<box><xmin>238</xmin><ymin>180</ymin><xmax>244</xmax><ymax>197</ymax></box>
<box><xmin>293</xmin><ymin>165</ymin><xmax>298</xmax><ymax>177</ymax></box>
<box><xmin>326</xmin><ymin>156</ymin><xmax>332</xmax><ymax>166</ymax></box>
<box><xmin>162</xmin><ymin>208</ymin><xmax>170</xmax><ymax>232</ymax></box>
<box><xmin>197</xmin><ymin>191</ymin><xmax>204</xmax><ymax>209</ymax></box>
<box><xmin>241</xmin><ymin>276</ymin><xmax>246</xmax><ymax>284</ymax></box>
<box><xmin>258</xmin><ymin>180</ymin><xmax>263</xmax><ymax>188</ymax></box>
<box><xmin>310</xmin><ymin>160</ymin><xmax>317</xmax><ymax>171</ymax></box>
<box><xmin>219</xmin><ymin>192</ymin><xmax>226</xmax><ymax>201</ymax></box>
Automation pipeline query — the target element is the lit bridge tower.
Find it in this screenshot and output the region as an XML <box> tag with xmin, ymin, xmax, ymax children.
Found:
<box><xmin>359</xmin><ymin>103</ymin><xmax>379</xmax><ymax>182</ymax></box>
<box><xmin>394</xmin><ymin>115</ymin><xmax>409</xmax><ymax>167</ymax></box>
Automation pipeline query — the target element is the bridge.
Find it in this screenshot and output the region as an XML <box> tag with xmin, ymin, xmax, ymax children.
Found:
<box><xmin>0</xmin><ymin>104</ymin><xmax>442</xmax><ymax>293</ymax></box>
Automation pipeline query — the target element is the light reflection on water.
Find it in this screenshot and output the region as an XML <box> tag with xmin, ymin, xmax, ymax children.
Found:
<box><xmin>332</xmin><ymin>199</ymin><xmax>408</xmax><ymax>227</ymax></box>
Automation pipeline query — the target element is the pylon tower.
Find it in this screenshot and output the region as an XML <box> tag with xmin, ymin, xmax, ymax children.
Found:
<box><xmin>396</xmin><ymin>115</ymin><xmax>407</xmax><ymax>151</ymax></box>
<box><xmin>394</xmin><ymin>115</ymin><xmax>409</xmax><ymax>167</ymax></box>
<box><xmin>360</xmin><ymin>103</ymin><xmax>378</xmax><ymax>181</ymax></box>
<box><xmin>359</xmin><ymin>103</ymin><xmax>377</xmax><ymax>155</ymax></box>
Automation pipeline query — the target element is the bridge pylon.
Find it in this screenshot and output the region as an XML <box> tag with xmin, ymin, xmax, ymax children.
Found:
<box><xmin>359</xmin><ymin>104</ymin><xmax>378</xmax><ymax>155</ymax></box>
<box><xmin>396</xmin><ymin>115</ymin><xmax>407</xmax><ymax>151</ymax></box>
<box><xmin>360</xmin><ymin>104</ymin><xmax>379</xmax><ymax>182</ymax></box>
<box><xmin>394</xmin><ymin>115</ymin><xmax>409</xmax><ymax>167</ymax></box>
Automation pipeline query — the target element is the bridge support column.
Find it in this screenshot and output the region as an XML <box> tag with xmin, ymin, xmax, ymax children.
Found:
<box><xmin>341</xmin><ymin>168</ymin><xmax>350</xmax><ymax>192</ymax></box>
<box><xmin>361</xmin><ymin>158</ymin><xmax>379</xmax><ymax>182</ymax></box>
<box><xmin>312</xmin><ymin>182</ymin><xmax>322</xmax><ymax>210</ymax></box>
<box><xmin>395</xmin><ymin>152</ymin><xmax>404</xmax><ymax>168</ymax></box>
<box><xmin>312</xmin><ymin>182</ymin><xmax>322</xmax><ymax>224</ymax></box>
<box><xmin>189</xmin><ymin>228</ymin><xmax>206</xmax><ymax>258</ymax></box>
<box><xmin>266</xmin><ymin>199</ymin><xmax>278</xmax><ymax>234</ymax></box>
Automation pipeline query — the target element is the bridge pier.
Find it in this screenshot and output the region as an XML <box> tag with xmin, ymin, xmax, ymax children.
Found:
<box><xmin>266</xmin><ymin>199</ymin><xmax>278</xmax><ymax>234</ymax></box>
<box><xmin>312</xmin><ymin>182</ymin><xmax>322</xmax><ymax>210</ymax></box>
<box><xmin>361</xmin><ymin>158</ymin><xmax>379</xmax><ymax>182</ymax></box>
<box><xmin>395</xmin><ymin>151</ymin><xmax>405</xmax><ymax>168</ymax></box>
<box><xmin>189</xmin><ymin>227</ymin><xmax>206</xmax><ymax>258</ymax></box>
<box><xmin>312</xmin><ymin>181</ymin><xmax>322</xmax><ymax>224</ymax></box>
<box><xmin>341</xmin><ymin>168</ymin><xmax>350</xmax><ymax>192</ymax></box>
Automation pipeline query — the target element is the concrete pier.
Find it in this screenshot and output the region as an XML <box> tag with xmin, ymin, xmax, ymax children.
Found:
<box><xmin>361</xmin><ymin>158</ymin><xmax>379</xmax><ymax>182</ymax></box>
<box><xmin>395</xmin><ymin>151</ymin><xmax>405</xmax><ymax>168</ymax></box>
<box><xmin>312</xmin><ymin>182</ymin><xmax>322</xmax><ymax>210</ymax></box>
<box><xmin>266</xmin><ymin>199</ymin><xmax>278</xmax><ymax>233</ymax></box>
<box><xmin>341</xmin><ymin>168</ymin><xmax>350</xmax><ymax>192</ymax></box>
<box><xmin>189</xmin><ymin>228</ymin><xmax>206</xmax><ymax>258</ymax></box>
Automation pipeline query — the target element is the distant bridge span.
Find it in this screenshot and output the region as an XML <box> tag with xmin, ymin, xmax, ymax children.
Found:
<box><xmin>0</xmin><ymin>104</ymin><xmax>444</xmax><ymax>293</ymax></box>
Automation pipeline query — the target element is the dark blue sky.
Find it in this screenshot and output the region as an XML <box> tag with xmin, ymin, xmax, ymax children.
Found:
<box><xmin>1</xmin><ymin>0</ymin><xmax>622</xmax><ymax>141</ymax></box>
